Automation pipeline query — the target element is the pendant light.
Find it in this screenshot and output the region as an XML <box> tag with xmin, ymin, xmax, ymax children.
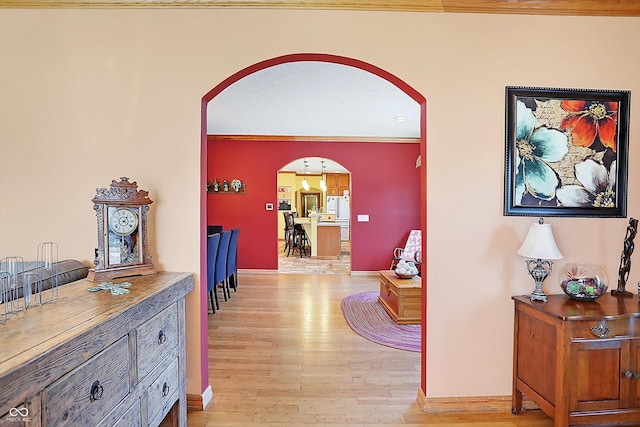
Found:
<box><xmin>301</xmin><ymin>159</ymin><xmax>310</xmax><ymax>191</ymax></box>
<box><xmin>320</xmin><ymin>160</ymin><xmax>327</xmax><ymax>192</ymax></box>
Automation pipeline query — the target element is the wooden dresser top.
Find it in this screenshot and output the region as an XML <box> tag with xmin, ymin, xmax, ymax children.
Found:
<box><xmin>513</xmin><ymin>293</ymin><xmax>640</xmax><ymax>321</ymax></box>
<box><xmin>0</xmin><ymin>271</ymin><xmax>194</xmax><ymax>376</ymax></box>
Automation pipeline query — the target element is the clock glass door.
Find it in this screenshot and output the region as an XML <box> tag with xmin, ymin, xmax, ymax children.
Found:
<box><xmin>107</xmin><ymin>206</ymin><xmax>143</xmax><ymax>266</ymax></box>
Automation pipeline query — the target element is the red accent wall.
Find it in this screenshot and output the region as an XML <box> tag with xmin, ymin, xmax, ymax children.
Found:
<box><xmin>207</xmin><ymin>138</ymin><xmax>420</xmax><ymax>271</ymax></box>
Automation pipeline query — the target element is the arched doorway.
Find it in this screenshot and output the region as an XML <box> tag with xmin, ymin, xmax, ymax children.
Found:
<box><xmin>200</xmin><ymin>53</ymin><xmax>427</xmax><ymax>399</ymax></box>
<box><xmin>278</xmin><ymin>157</ymin><xmax>352</xmax><ymax>272</ymax></box>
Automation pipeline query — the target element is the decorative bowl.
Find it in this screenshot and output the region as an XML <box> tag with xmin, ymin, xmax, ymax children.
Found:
<box><xmin>559</xmin><ymin>263</ymin><xmax>608</xmax><ymax>301</ymax></box>
<box><xmin>394</xmin><ymin>273</ymin><xmax>417</xmax><ymax>279</ymax></box>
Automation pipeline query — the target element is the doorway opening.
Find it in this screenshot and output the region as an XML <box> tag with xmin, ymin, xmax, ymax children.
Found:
<box><xmin>277</xmin><ymin>156</ymin><xmax>352</xmax><ymax>273</ymax></box>
<box><xmin>202</xmin><ymin>53</ymin><xmax>427</xmax><ymax>397</ymax></box>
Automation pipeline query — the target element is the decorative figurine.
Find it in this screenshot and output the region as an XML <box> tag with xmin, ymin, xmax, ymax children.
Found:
<box><xmin>212</xmin><ymin>178</ymin><xmax>219</xmax><ymax>192</ymax></box>
<box><xmin>612</xmin><ymin>217</ymin><xmax>638</xmax><ymax>297</ymax></box>
<box><xmin>223</xmin><ymin>180</ymin><xmax>229</xmax><ymax>192</ymax></box>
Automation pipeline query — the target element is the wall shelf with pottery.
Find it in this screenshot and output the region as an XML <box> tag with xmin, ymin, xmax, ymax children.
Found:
<box><xmin>207</xmin><ymin>179</ymin><xmax>245</xmax><ymax>194</ymax></box>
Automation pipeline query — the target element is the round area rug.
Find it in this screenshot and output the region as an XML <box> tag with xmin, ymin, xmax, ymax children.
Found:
<box><xmin>340</xmin><ymin>291</ymin><xmax>421</xmax><ymax>352</ymax></box>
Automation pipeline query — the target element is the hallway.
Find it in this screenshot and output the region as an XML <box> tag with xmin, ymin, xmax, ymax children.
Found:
<box><xmin>188</xmin><ymin>273</ymin><xmax>553</xmax><ymax>426</ymax></box>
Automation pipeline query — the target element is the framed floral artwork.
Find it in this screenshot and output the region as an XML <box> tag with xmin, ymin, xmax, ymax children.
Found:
<box><xmin>504</xmin><ymin>86</ymin><xmax>630</xmax><ymax>217</ymax></box>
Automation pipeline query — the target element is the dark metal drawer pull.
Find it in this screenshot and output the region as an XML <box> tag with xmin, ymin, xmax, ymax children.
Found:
<box><xmin>158</xmin><ymin>329</ymin><xmax>167</xmax><ymax>345</ymax></box>
<box><xmin>590</xmin><ymin>324</ymin><xmax>610</xmax><ymax>338</ymax></box>
<box><xmin>90</xmin><ymin>380</ymin><xmax>104</xmax><ymax>401</ymax></box>
<box><xmin>162</xmin><ymin>382</ymin><xmax>170</xmax><ymax>397</ymax></box>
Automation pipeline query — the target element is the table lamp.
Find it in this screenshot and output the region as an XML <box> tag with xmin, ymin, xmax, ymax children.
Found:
<box><xmin>517</xmin><ymin>218</ymin><xmax>563</xmax><ymax>302</ymax></box>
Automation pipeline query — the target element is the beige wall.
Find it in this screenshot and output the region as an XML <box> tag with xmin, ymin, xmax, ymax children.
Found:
<box><xmin>1</xmin><ymin>9</ymin><xmax>639</xmax><ymax>398</ymax></box>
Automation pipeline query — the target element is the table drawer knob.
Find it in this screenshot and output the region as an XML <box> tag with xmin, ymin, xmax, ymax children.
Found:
<box><xmin>590</xmin><ymin>324</ymin><xmax>610</xmax><ymax>338</ymax></box>
<box><xmin>158</xmin><ymin>329</ymin><xmax>167</xmax><ymax>345</ymax></box>
<box><xmin>162</xmin><ymin>381</ymin><xmax>170</xmax><ymax>397</ymax></box>
<box><xmin>90</xmin><ymin>380</ymin><xmax>104</xmax><ymax>401</ymax></box>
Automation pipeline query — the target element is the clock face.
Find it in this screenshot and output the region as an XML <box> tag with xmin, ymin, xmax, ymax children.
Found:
<box><xmin>109</xmin><ymin>208</ymin><xmax>139</xmax><ymax>236</ymax></box>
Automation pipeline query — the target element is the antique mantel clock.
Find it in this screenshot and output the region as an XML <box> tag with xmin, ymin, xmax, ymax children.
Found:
<box><xmin>87</xmin><ymin>177</ymin><xmax>156</xmax><ymax>282</ymax></box>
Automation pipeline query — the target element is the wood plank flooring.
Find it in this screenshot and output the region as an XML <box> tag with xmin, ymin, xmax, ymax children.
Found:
<box><xmin>187</xmin><ymin>273</ymin><xmax>554</xmax><ymax>426</ymax></box>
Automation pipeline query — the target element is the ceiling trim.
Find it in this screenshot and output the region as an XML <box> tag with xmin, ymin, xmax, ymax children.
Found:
<box><xmin>207</xmin><ymin>135</ymin><xmax>420</xmax><ymax>143</ymax></box>
<box><xmin>2</xmin><ymin>0</ymin><xmax>640</xmax><ymax>16</ymax></box>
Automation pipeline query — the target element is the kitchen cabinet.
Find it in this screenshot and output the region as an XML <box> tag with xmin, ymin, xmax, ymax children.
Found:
<box><xmin>512</xmin><ymin>293</ymin><xmax>640</xmax><ymax>427</ymax></box>
<box><xmin>326</xmin><ymin>173</ymin><xmax>349</xmax><ymax>196</ymax></box>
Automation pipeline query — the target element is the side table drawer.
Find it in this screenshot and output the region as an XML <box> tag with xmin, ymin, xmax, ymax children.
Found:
<box><xmin>137</xmin><ymin>303</ymin><xmax>178</xmax><ymax>380</ymax></box>
<box><xmin>43</xmin><ymin>335</ymin><xmax>130</xmax><ymax>427</ymax></box>
<box><xmin>570</xmin><ymin>318</ymin><xmax>633</xmax><ymax>339</ymax></box>
<box><xmin>147</xmin><ymin>357</ymin><xmax>179</xmax><ymax>427</ymax></box>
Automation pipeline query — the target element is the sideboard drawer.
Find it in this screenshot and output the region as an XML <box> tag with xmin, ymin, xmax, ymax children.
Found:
<box><xmin>43</xmin><ymin>335</ymin><xmax>130</xmax><ymax>427</ymax></box>
<box><xmin>570</xmin><ymin>318</ymin><xmax>633</xmax><ymax>339</ymax></box>
<box><xmin>112</xmin><ymin>399</ymin><xmax>141</xmax><ymax>427</ymax></box>
<box><xmin>137</xmin><ymin>303</ymin><xmax>178</xmax><ymax>380</ymax></box>
<box><xmin>147</xmin><ymin>357</ymin><xmax>179</xmax><ymax>427</ymax></box>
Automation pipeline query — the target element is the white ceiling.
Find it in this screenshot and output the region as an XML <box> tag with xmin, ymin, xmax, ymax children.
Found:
<box><xmin>206</xmin><ymin>60</ymin><xmax>420</xmax><ymax>174</ymax></box>
<box><xmin>206</xmin><ymin>61</ymin><xmax>420</xmax><ymax>139</ymax></box>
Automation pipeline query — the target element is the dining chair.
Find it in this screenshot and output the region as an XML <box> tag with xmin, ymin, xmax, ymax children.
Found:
<box><xmin>286</xmin><ymin>213</ymin><xmax>308</xmax><ymax>257</ymax></box>
<box><xmin>226</xmin><ymin>228</ymin><xmax>240</xmax><ymax>292</ymax></box>
<box><xmin>283</xmin><ymin>212</ymin><xmax>291</xmax><ymax>252</ymax></box>
<box><xmin>207</xmin><ymin>233</ymin><xmax>221</xmax><ymax>314</ymax></box>
<box><xmin>214</xmin><ymin>230</ymin><xmax>232</xmax><ymax>301</ymax></box>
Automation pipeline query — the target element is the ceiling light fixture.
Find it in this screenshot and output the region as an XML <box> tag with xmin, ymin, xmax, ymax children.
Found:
<box><xmin>320</xmin><ymin>160</ymin><xmax>327</xmax><ymax>192</ymax></box>
<box><xmin>302</xmin><ymin>159</ymin><xmax>310</xmax><ymax>191</ymax></box>
<box><xmin>394</xmin><ymin>115</ymin><xmax>409</xmax><ymax>122</ymax></box>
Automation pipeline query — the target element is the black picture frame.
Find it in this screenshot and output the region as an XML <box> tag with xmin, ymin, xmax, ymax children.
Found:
<box><xmin>504</xmin><ymin>86</ymin><xmax>630</xmax><ymax>218</ymax></box>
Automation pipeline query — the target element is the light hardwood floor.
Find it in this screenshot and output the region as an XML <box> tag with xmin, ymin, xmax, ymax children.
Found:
<box><xmin>187</xmin><ymin>272</ymin><xmax>554</xmax><ymax>426</ymax></box>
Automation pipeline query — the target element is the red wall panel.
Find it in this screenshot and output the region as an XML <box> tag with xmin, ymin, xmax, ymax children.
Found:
<box><xmin>207</xmin><ymin>138</ymin><xmax>420</xmax><ymax>272</ymax></box>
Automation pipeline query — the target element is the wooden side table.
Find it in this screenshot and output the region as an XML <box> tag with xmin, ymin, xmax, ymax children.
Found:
<box><xmin>377</xmin><ymin>270</ymin><xmax>421</xmax><ymax>324</ymax></box>
<box><xmin>512</xmin><ymin>293</ymin><xmax>640</xmax><ymax>427</ymax></box>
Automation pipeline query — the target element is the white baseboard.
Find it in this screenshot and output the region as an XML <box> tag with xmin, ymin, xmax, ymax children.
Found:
<box><xmin>187</xmin><ymin>385</ymin><xmax>213</xmax><ymax>411</ymax></box>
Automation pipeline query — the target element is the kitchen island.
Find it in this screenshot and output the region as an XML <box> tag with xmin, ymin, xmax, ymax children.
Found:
<box><xmin>295</xmin><ymin>213</ymin><xmax>342</xmax><ymax>258</ymax></box>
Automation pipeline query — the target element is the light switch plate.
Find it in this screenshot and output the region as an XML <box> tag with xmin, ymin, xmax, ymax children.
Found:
<box><xmin>357</xmin><ymin>215</ymin><xmax>369</xmax><ymax>222</ymax></box>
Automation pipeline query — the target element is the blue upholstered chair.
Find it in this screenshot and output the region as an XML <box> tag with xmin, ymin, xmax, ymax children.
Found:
<box><xmin>207</xmin><ymin>233</ymin><xmax>221</xmax><ymax>314</ymax></box>
<box><xmin>226</xmin><ymin>228</ymin><xmax>240</xmax><ymax>292</ymax></box>
<box><xmin>215</xmin><ymin>230</ymin><xmax>232</xmax><ymax>302</ymax></box>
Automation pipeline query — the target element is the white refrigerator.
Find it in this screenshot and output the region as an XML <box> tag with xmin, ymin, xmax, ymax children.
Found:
<box><xmin>326</xmin><ymin>196</ymin><xmax>350</xmax><ymax>241</ymax></box>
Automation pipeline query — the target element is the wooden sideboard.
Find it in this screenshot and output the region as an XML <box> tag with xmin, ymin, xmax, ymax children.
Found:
<box><xmin>0</xmin><ymin>272</ymin><xmax>194</xmax><ymax>427</ymax></box>
<box><xmin>512</xmin><ymin>293</ymin><xmax>640</xmax><ymax>427</ymax></box>
<box><xmin>378</xmin><ymin>270</ymin><xmax>421</xmax><ymax>324</ymax></box>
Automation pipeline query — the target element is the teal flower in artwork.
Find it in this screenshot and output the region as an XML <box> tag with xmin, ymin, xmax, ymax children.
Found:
<box><xmin>514</xmin><ymin>101</ymin><xmax>569</xmax><ymax>203</ymax></box>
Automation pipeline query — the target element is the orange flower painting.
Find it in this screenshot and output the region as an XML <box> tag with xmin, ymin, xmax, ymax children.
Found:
<box><xmin>560</xmin><ymin>100</ymin><xmax>619</xmax><ymax>152</ymax></box>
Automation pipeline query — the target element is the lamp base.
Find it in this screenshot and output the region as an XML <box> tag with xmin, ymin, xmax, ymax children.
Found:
<box><xmin>525</xmin><ymin>258</ymin><xmax>553</xmax><ymax>303</ymax></box>
<box><xmin>529</xmin><ymin>288</ymin><xmax>548</xmax><ymax>303</ymax></box>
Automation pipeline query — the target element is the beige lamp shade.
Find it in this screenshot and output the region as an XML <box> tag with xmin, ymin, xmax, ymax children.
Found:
<box><xmin>517</xmin><ymin>221</ymin><xmax>563</xmax><ymax>260</ymax></box>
